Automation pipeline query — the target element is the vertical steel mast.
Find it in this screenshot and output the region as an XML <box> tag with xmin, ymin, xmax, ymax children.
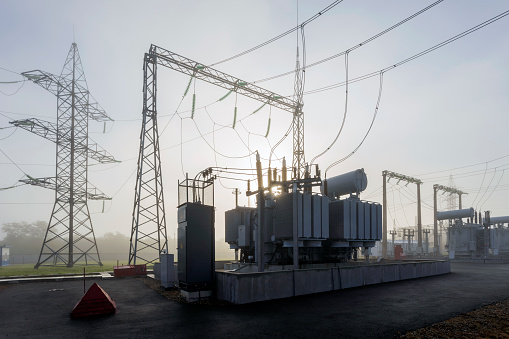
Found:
<box><xmin>292</xmin><ymin>45</ymin><xmax>305</xmax><ymax>179</ymax></box>
<box><xmin>21</xmin><ymin>43</ymin><xmax>113</xmax><ymax>268</ymax></box>
<box><xmin>129</xmin><ymin>50</ymin><xmax>168</xmax><ymax>265</ymax></box>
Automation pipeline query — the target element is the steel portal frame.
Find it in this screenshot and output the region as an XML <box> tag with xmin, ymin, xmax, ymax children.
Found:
<box><xmin>129</xmin><ymin>44</ymin><xmax>304</xmax><ymax>265</ymax></box>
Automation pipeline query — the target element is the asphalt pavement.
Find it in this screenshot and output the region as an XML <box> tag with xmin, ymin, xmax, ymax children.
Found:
<box><xmin>1</xmin><ymin>262</ymin><xmax>509</xmax><ymax>338</ymax></box>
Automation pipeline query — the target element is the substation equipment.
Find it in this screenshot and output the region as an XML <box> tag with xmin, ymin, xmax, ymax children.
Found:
<box><xmin>225</xmin><ymin>165</ymin><xmax>382</xmax><ymax>270</ymax></box>
<box><xmin>381</xmin><ymin>171</ymin><xmax>423</xmax><ymax>258</ymax></box>
<box><xmin>130</xmin><ymin>44</ymin><xmax>450</xmax><ymax>302</ymax></box>
<box><xmin>176</xmin><ymin>176</ymin><xmax>215</xmax><ymax>293</ymax></box>
<box><xmin>129</xmin><ymin>44</ymin><xmax>304</xmax><ymax>266</ymax></box>
<box><xmin>443</xmin><ymin>208</ymin><xmax>509</xmax><ymax>259</ymax></box>
<box><xmin>432</xmin><ymin>184</ymin><xmax>509</xmax><ymax>259</ymax></box>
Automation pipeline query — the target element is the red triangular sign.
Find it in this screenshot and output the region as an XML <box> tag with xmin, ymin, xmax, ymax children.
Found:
<box><xmin>70</xmin><ymin>283</ymin><xmax>116</xmax><ymax>318</ymax></box>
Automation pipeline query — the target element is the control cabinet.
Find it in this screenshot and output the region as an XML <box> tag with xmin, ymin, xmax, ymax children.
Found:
<box><xmin>177</xmin><ymin>202</ymin><xmax>215</xmax><ymax>291</ymax></box>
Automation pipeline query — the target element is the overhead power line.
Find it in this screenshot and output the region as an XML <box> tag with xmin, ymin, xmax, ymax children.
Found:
<box><xmin>325</xmin><ymin>71</ymin><xmax>384</xmax><ymax>175</ymax></box>
<box><xmin>297</xmin><ymin>8</ymin><xmax>509</xmax><ymax>98</ymax></box>
<box><xmin>0</xmin><ymin>148</ymin><xmax>28</xmax><ymax>176</ymax></box>
<box><xmin>253</xmin><ymin>0</ymin><xmax>444</xmax><ymax>84</ymax></box>
<box><xmin>209</xmin><ymin>0</ymin><xmax>344</xmax><ymax>67</ymax></box>
<box><xmin>413</xmin><ymin>154</ymin><xmax>509</xmax><ymax>177</ymax></box>
<box><xmin>0</xmin><ymin>67</ymin><xmax>21</xmax><ymax>75</ymax></box>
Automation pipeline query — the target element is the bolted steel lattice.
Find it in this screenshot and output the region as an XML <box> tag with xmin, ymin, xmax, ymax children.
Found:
<box><xmin>19</xmin><ymin>43</ymin><xmax>115</xmax><ymax>268</ymax></box>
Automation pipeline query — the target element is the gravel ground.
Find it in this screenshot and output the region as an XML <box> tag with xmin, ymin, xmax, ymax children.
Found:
<box><xmin>400</xmin><ymin>299</ymin><xmax>509</xmax><ymax>338</ymax></box>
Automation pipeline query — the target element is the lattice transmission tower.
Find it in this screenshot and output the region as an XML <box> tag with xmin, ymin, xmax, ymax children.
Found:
<box><xmin>10</xmin><ymin>43</ymin><xmax>117</xmax><ymax>268</ymax></box>
<box><xmin>446</xmin><ymin>175</ymin><xmax>457</xmax><ymax>211</ymax></box>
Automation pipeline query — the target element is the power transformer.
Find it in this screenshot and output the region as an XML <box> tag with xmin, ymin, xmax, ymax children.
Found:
<box><xmin>225</xmin><ymin>169</ymin><xmax>382</xmax><ymax>265</ymax></box>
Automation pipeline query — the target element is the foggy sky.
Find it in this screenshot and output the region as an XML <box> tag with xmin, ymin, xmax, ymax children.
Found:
<box><xmin>1</xmin><ymin>0</ymin><xmax>508</xmax><ymax>241</ymax></box>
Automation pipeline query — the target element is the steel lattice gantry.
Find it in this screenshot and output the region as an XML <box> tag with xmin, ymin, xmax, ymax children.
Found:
<box><xmin>18</xmin><ymin>43</ymin><xmax>115</xmax><ymax>268</ymax></box>
<box><xmin>129</xmin><ymin>44</ymin><xmax>303</xmax><ymax>265</ymax></box>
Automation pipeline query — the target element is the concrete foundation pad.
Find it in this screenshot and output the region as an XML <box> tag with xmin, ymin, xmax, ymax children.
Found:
<box><xmin>180</xmin><ymin>289</ymin><xmax>212</xmax><ymax>302</ymax></box>
<box><xmin>216</xmin><ymin>260</ymin><xmax>450</xmax><ymax>304</ymax></box>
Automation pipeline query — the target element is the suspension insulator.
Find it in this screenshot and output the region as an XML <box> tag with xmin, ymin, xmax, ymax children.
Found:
<box><xmin>252</xmin><ymin>102</ymin><xmax>266</xmax><ymax>115</ymax></box>
<box><xmin>219</xmin><ymin>90</ymin><xmax>233</xmax><ymax>101</ymax></box>
<box><xmin>265</xmin><ymin>118</ymin><xmax>271</xmax><ymax>138</ymax></box>
<box><xmin>191</xmin><ymin>93</ymin><xmax>196</xmax><ymax>119</ymax></box>
<box><xmin>183</xmin><ymin>76</ymin><xmax>193</xmax><ymax>97</ymax></box>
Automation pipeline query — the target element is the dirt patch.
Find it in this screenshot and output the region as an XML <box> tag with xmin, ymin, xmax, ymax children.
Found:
<box><xmin>140</xmin><ymin>278</ymin><xmax>230</xmax><ymax>306</ymax></box>
<box><xmin>400</xmin><ymin>299</ymin><xmax>509</xmax><ymax>338</ymax></box>
<box><xmin>0</xmin><ymin>285</ymin><xmax>11</xmax><ymax>292</ymax></box>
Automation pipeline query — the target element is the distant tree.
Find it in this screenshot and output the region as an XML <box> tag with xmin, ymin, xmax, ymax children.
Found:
<box><xmin>95</xmin><ymin>232</ymin><xmax>130</xmax><ymax>255</ymax></box>
<box><xmin>0</xmin><ymin>221</ymin><xmax>47</xmax><ymax>254</ymax></box>
<box><xmin>1</xmin><ymin>221</ymin><xmax>46</xmax><ymax>239</ymax></box>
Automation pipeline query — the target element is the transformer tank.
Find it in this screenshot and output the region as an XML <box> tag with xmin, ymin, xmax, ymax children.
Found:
<box><xmin>225</xmin><ymin>169</ymin><xmax>382</xmax><ymax>266</ymax></box>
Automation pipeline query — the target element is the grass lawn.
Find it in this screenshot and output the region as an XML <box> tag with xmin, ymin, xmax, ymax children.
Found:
<box><xmin>0</xmin><ymin>261</ymin><xmax>126</xmax><ymax>277</ymax></box>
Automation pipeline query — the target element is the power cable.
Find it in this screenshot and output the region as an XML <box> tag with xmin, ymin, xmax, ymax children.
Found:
<box><xmin>185</xmin><ymin>116</ymin><xmax>255</xmax><ymax>159</ymax></box>
<box><xmin>288</xmin><ymin>8</ymin><xmax>509</xmax><ymax>97</ymax></box>
<box><xmin>212</xmin><ymin>122</ymin><xmax>235</xmax><ymax>190</ymax></box>
<box><xmin>470</xmin><ymin>162</ymin><xmax>488</xmax><ymax>208</ymax></box>
<box><xmin>422</xmin><ymin>162</ymin><xmax>509</xmax><ymax>182</ymax></box>
<box><xmin>0</xmin><ymin>127</ymin><xmax>18</xmax><ymax>140</ymax></box>
<box><xmin>208</xmin><ymin>0</ymin><xmax>344</xmax><ymax>67</ymax></box>
<box><xmin>179</xmin><ymin>117</ymin><xmax>185</xmax><ymax>177</ymax></box>
<box><xmin>479</xmin><ymin>170</ymin><xmax>506</xmax><ymax>211</ymax></box>
<box><xmin>0</xmin><ymin>148</ymin><xmax>28</xmax><ymax>177</ymax></box>
<box><xmin>398</xmin><ymin>187</ymin><xmax>411</xmax><ymax>226</ymax></box>
<box><xmin>0</xmin><ymin>80</ymin><xmax>26</xmax><ymax>96</ymax></box>
<box><xmin>413</xmin><ymin>154</ymin><xmax>509</xmax><ymax>177</ymax></box>
<box><xmin>253</xmin><ymin>0</ymin><xmax>444</xmax><ymax>84</ymax></box>
<box><xmin>0</xmin><ymin>202</ymin><xmax>53</xmax><ymax>205</ymax></box>
<box><xmin>476</xmin><ymin>168</ymin><xmax>497</xmax><ymax>210</ymax></box>
<box><xmin>310</xmin><ymin>51</ymin><xmax>349</xmax><ymax>165</ymax></box>
<box><xmin>0</xmin><ymin>67</ymin><xmax>21</xmax><ymax>75</ymax></box>
<box><xmin>0</xmin><ymin>110</ymin><xmax>56</xmax><ymax>121</ymax></box>
<box><xmin>0</xmin><ymin>175</ymin><xmax>26</xmax><ymax>191</ymax></box>
<box><xmin>325</xmin><ymin>71</ymin><xmax>384</xmax><ymax>176</ymax></box>
<box><xmin>0</xmin><ymin>162</ymin><xmax>53</xmax><ymax>167</ymax></box>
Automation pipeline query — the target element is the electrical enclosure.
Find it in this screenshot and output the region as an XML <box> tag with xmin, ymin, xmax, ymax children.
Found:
<box><xmin>178</xmin><ymin>203</ymin><xmax>215</xmax><ymax>291</ymax></box>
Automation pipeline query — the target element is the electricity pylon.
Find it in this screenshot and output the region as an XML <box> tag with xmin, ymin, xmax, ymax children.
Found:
<box><xmin>16</xmin><ymin>43</ymin><xmax>116</xmax><ymax>268</ymax></box>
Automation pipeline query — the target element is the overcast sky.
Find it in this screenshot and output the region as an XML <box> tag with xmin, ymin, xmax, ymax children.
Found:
<box><xmin>1</xmin><ymin>0</ymin><xmax>508</xmax><ymax>242</ymax></box>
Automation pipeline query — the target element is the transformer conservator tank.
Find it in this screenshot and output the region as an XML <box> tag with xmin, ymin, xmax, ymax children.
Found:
<box><xmin>490</xmin><ymin>216</ymin><xmax>509</xmax><ymax>225</ymax></box>
<box><xmin>437</xmin><ymin>208</ymin><xmax>474</xmax><ymax>220</ymax></box>
<box><xmin>321</xmin><ymin>169</ymin><xmax>368</xmax><ymax>198</ymax></box>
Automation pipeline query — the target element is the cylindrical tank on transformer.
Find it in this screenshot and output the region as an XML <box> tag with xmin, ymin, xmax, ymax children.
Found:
<box><xmin>489</xmin><ymin>216</ymin><xmax>509</xmax><ymax>225</ymax></box>
<box><xmin>436</xmin><ymin>208</ymin><xmax>474</xmax><ymax>220</ymax></box>
<box><xmin>321</xmin><ymin>169</ymin><xmax>368</xmax><ymax>198</ymax></box>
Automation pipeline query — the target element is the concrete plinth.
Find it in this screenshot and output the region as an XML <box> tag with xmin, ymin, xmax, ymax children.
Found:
<box><xmin>216</xmin><ymin>260</ymin><xmax>450</xmax><ymax>304</ymax></box>
<box><xmin>180</xmin><ymin>289</ymin><xmax>212</xmax><ymax>302</ymax></box>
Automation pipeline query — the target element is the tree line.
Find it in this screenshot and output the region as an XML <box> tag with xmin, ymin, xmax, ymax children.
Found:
<box><xmin>0</xmin><ymin>221</ymin><xmax>234</xmax><ymax>260</ymax></box>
